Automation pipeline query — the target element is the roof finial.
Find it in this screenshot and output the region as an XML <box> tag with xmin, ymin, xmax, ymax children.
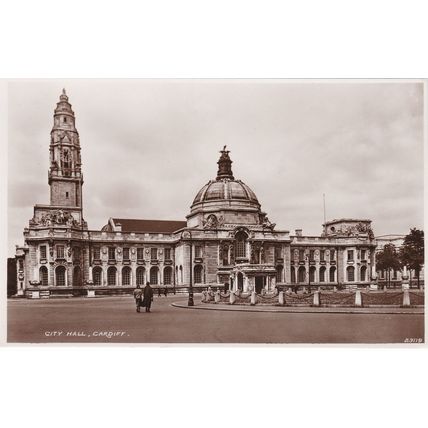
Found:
<box><xmin>216</xmin><ymin>146</ymin><xmax>234</xmax><ymax>180</ymax></box>
<box><xmin>62</xmin><ymin>88</ymin><xmax>66</xmax><ymax>95</ymax></box>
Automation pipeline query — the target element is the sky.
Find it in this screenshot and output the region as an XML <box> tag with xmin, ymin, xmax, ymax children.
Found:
<box><xmin>7</xmin><ymin>80</ymin><xmax>424</xmax><ymax>256</ymax></box>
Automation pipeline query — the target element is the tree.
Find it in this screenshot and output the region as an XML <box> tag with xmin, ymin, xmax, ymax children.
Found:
<box><xmin>400</xmin><ymin>228</ymin><xmax>424</xmax><ymax>289</ymax></box>
<box><xmin>377</xmin><ymin>244</ymin><xmax>401</xmax><ymax>289</ymax></box>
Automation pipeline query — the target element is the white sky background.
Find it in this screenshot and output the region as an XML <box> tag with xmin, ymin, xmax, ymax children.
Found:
<box><xmin>8</xmin><ymin>80</ymin><xmax>424</xmax><ymax>256</ymax></box>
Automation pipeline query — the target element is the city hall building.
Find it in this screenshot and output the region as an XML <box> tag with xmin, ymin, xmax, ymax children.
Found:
<box><xmin>15</xmin><ymin>91</ymin><xmax>378</xmax><ymax>297</ymax></box>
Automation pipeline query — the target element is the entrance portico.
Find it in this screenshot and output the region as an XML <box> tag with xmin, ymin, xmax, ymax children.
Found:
<box><xmin>231</xmin><ymin>263</ymin><xmax>276</xmax><ymax>293</ymax></box>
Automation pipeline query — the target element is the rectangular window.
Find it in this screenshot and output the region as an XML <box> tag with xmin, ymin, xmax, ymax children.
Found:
<box><xmin>93</xmin><ymin>247</ymin><xmax>101</xmax><ymax>260</ymax></box>
<box><xmin>195</xmin><ymin>245</ymin><xmax>202</xmax><ymax>258</ymax></box>
<box><xmin>164</xmin><ymin>248</ymin><xmax>171</xmax><ymax>260</ymax></box>
<box><xmin>309</xmin><ymin>250</ymin><xmax>315</xmax><ymax>261</ymax></box>
<box><xmin>330</xmin><ymin>249</ymin><xmax>335</xmax><ymax>260</ymax></box>
<box><xmin>348</xmin><ymin>250</ymin><xmax>354</xmax><ymax>261</ymax></box>
<box><xmin>123</xmin><ymin>247</ymin><xmax>130</xmax><ymax>261</ymax></box>
<box><xmin>320</xmin><ymin>250</ymin><xmax>325</xmax><ymax>261</ymax></box>
<box><xmin>108</xmin><ymin>247</ymin><xmax>116</xmax><ymax>261</ymax></box>
<box><xmin>151</xmin><ymin>248</ymin><xmax>158</xmax><ymax>260</ymax></box>
<box><xmin>361</xmin><ymin>249</ymin><xmax>366</xmax><ymax>260</ymax></box>
<box><xmin>56</xmin><ymin>245</ymin><xmax>65</xmax><ymax>259</ymax></box>
<box><xmin>275</xmin><ymin>246</ymin><xmax>282</xmax><ymax>260</ymax></box>
<box><xmin>137</xmin><ymin>248</ymin><xmax>144</xmax><ymax>261</ymax></box>
<box><xmin>299</xmin><ymin>249</ymin><xmax>305</xmax><ymax>261</ymax></box>
<box><xmin>40</xmin><ymin>245</ymin><xmax>47</xmax><ymax>260</ymax></box>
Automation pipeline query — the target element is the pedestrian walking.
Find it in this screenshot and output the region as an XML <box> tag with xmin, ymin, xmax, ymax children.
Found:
<box><xmin>164</xmin><ymin>286</ymin><xmax>168</xmax><ymax>297</ymax></box>
<box><xmin>133</xmin><ymin>284</ymin><xmax>143</xmax><ymax>312</ymax></box>
<box><xmin>144</xmin><ymin>281</ymin><xmax>154</xmax><ymax>312</ymax></box>
<box><xmin>158</xmin><ymin>286</ymin><xmax>161</xmax><ymax>297</ymax></box>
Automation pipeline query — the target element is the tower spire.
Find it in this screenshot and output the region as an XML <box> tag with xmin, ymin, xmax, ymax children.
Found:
<box><xmin>216</xmin><ymin>146</ymin><xmax>234</xmax><ymax>180</ymax></box>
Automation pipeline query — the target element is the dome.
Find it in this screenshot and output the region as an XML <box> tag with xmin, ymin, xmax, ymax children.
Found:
<box><xmin>190</xmin><ymin>147</ymin><xmax>261</xmax><ymax>216</ymax></box>
<box><xmin>193</xmin><ymin>179</ymin><xmax>259</xmax><ymax>205</ymax></box>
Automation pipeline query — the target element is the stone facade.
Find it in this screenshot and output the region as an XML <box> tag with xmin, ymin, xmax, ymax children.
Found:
<box><xmin>15</xmin><ymin>91</ymin><xmax>379</xmax><ymax>297</ymax></box>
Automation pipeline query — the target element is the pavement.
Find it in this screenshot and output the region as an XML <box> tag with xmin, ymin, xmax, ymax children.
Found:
<box><xmin>7</xmin><ymin>294</ymin><xmax>425</xmax><ymax>344</ymax></box>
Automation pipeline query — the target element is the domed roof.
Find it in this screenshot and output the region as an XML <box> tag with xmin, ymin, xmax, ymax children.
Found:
<box><xmin>191</xmin><ymin>147</ymin><xmax>260</xmax><ymax>208</ymax></box>
<box><xmin>193</xmin><ymin>179</ymin><xmax>259</xmax><ymax>204</ymax></box>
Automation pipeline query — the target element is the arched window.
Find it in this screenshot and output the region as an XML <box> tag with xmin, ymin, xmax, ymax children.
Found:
<box><xmin>136</xmin><ymin>267</ymin><xmax>145</xmax><ymax>286</ymax></box>
<box><xmin>93</xmin><ymin>267</ymin><xmax>102</xmax><ymax>286</ymax></box>
<box><xmin>39</xmin><ymin>266</ymin><xmax>48</xmax><ymax>286</ymax></box>
<box><xmin>360</xmin><ymin>266</ymin><xmax>367</xmax><ymax>282</ymax></box>
<box><xmin>319</xmin><ymin>266</ymin><xmax>326</xmax><ymax>283</ymax></box>
<box><xmin>291</xmin><ymin>266</ymin><xmax>296</xmax><ymax>283</ymax></box>
<box><xmin>235</xmin><ymin>231</ymin><xmax>247</xmax><ymax>259</ymax></box>
<box><xmin>150</xmin><ymin>267</ymin><xmax>159</xmax><ymax>285</ymax></box>
<box><xmin>107</xmin><ymin>266</ymin><xmax>117</xmax><ymax>286</ymax></box>
<box><xmin>298</xmin><ymin>266</ymin><xmax>306</xmax><ymax>283</ymax></box>
<box><xmin>309</xmin><ymin>266</ymin><xmax>316</xmax><ymax>283</ymax></box>
<box><xmin>122</xmin><ymin>266</ymin><xmax>131</xmax><ymax>286</ymax></box>
<box><xmin>276</xmin><ymin>265</ymin><xmax>283</xmax><ymax>282</ymax></box>
<box><xmin>164</xmin><ymin>267</ymin><xmax>172</xmax><ymax>285</ymax></box>
<box><xmin>347</xmin><ymin>266</ymin><xmax>355</xmax><ymax>282</ymax></box>
<box><xmin>194</xmin><ymin>265</ymin><xmax>203</xmax><ymax>284</ymax></box>
<box><xmin>73</xmin><ymin>266</ymin><xmax>82</xmax><ymax>287</ymax></box>
<box><xmin>55</xmin><ymin>266</ymin><xmax>66</xmax><ymax>286</ymax></box>
<box><xmin>329</xmin><ymin>266</ymin><xmax>336</xmax><ymax>283</ymax></box>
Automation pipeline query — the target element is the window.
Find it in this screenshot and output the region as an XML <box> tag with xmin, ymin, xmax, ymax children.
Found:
<box><xmin>122</xmin><ymin>267</ymin><xmax>131</xmax><ymax>286</ymax></box>
<box><xmin>66</xmin><ymin>191</ymin><xmax>69</xmax><ymax>199</ymax></box>
<box><xmin>195</xmin><ymin>245</ymin><xmax>202</xmax><ymax>258</ymax></box>
<box><xmin>39</xmin><ymin>266</ymin><xmax>48</xmax><ymax>286</ymax></box>
<box><xmin>291</xmin><ymin>266</ymin><xmax>296</xmax><ymax>283</ymax></box>
<box><xmin>151</xmin><ymin>248</ymin><xmax>158</xmax><ymax>261</ymax></box>
<box><xmin>298</xmin><ymin>267</ymin><xmax>306</xmax><ymax>283</ymax></box>
<box><xmin>108</xmin><ymin>247</ymin><xmax>116</xmax><ymax>261</ymax></box>
<box><xmin>347</xmin><ymin>266</ymin><xmax>355</xmax><ymax>282</ymax></box>
<box><xmin>123</xmin><ymin>247</ymin><xmax>130</xmax><ymax>261</ymax></box>
<box><xmin>330</xmin><ymin>249</ymin><xmax>335</xmax><ymax>260</ymax></box>
<box><xmin>164</xmin><ymin>267</ymin><xmax>172</xmax><ymax>285</ymax></box>
<box><xmin>361</xmin><ymin>250</ymin><xmax>366</xmax><ymax>261</ymax></box>
<box><xmin>164</xmin><ymin>248</ymin><xmax>171</xmax><ymax>260</ymax></box>
<box><xmin>40</xmin><ymin>245</ymin><xmax>47</xmax><ymax>260</ymax></box>
<box><xmin>299</xmin><ymin>249</ymin><xmax>305</xmax><ymax>261</ymax></box>
<box><xmin>320</xmin><ymin>250</ymin><xmax>325</xmax><ymax>261</ymax></box>
<box><xmin>235</xmin><ymin>231</ymin><xmax>247</xmax><ymax>258</ymax></box>
<box><xmin>309</xmin><ymin>250</ymin><xmax>315</xmax><ymax>261</ymax></box>
<box><xmin>222</xmin><ymin>245</ymin><xmax>229</xmax><ymax>265</ymax></box>
<box><xmin>93</xmin><ymin>247</ymin><xmax>101</xmax><ymax>260</ymax></box>
<box><xmin>93</xmin><ymin>267</ymin><xmax>102</xmax><ymax>286</ymax></box>
<box><xmin>194</xmin><ymin>265</ymin><xmax>203</xmax><ymax>283</ymax></box>
<box><xmin>63</xmin><ymin>116</ymin><xmax>67</xmax><ymax>123</ymax></box>
<box><xmin>393</xmin><ymin>269</ymin><xmax>397</xmax><ymax>280</ymax></box>
<box><xmin>56</xmin><ymin>245</ymin><xmax>65</xmax><ymax>259</ymax></box>
<box><xmin>361</xmin><ymin>266</ymin><xmax>367</xmax><ymax>282</ymax></box>
<box><xmin>73</xmin><ymin>266</ymin><xmax>82</xmax><ymax>287</ymax></box>
<box><xmin>55</xmin><ymin>266</ymin><xmax>66</xmax><ymax>286</ymax></box>
<box><xmin>347</xmin><ymin>250</ymin><xmax>354</xmax><ymax>261</ymax></box>
<box><xmin>107</xmin><ymin>267</ymin><xmax>116</xmax><ymax>285</ymax></box>
<box><xmin>136</xmin><ymin>267</ymin><xmax>145</xmax><ymax>286</ymax></box>
<box><xmin>276</xmin><ymin>265</ymin><xmax>283</xmax><ymax>282</ymax></box>
<box><xmin>73</xmin><ymin>247</ymin><xmax>81</xmax><ymax>261</ymax></box>
<box><xmin>275</xmin><ymin>246</ymin><xmax>282</xmax><ymax>260</ymax></box>
<box><xmin>329</xmin><ymin>266</ymin><xmax>336</xmax><ymax>282</ymax></box>
<box><xmin>137</xmin><ymin>248</ymin><xmax>144</xmax><ymax>261</ymax></box>
<box><xmin>18</xmin><ymin>259</ymin><xmax>24</xmax><ymax>270</ymax></box>
<box><xmin>319</xmin><ymin>266</ymin><xmax>326</xmax><ymax>282</ymax></box>
<box><xmin>150</xmin><ymin>267</ymin><xmax>158</xmax><ymax>284</ymax></box>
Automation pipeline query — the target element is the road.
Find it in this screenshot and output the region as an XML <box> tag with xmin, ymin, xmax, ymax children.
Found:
<box><xmin>7</xmin><ymin>295</ymin><xmax>425</xmax><ymax>344</ymax></box>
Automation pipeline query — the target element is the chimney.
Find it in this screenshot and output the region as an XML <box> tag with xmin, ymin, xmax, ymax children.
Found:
<box><xmin>295</xmin><ymin>229</ymin><xmax>302</xmax><ymax>237</ymax></box>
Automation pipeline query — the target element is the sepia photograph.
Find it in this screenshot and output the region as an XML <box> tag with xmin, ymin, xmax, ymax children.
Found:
<box><xmin>5</xmin><ymin>79</ymin><xmax>425</xmax><ymax>344</ymax></box>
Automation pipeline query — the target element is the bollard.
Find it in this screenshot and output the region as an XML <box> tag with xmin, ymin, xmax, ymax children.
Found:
<box><xmin>230</xmin><ymin>291</ymin><xmax>236</xmax><ymax>305</ymax></box>
<box><xmin>278</xmin><ymin>291</ymin><xmax>285</xmax><ymax>305</ymax></box>
<box><xmin>355</xmin><ymin>290</ymin><xmax>362</xmax><ymax>307</ymax></box>
<box><xmin>250</xmin><ymin>291</ymin><xmax>257</xmax><ymax>306</ymax></box>
<box><xmin>402</xmin><ymin>289</ymin><xmax>410</xmax><ymax>307</ymax></box>
<box><xmin>313</xmin><ymin>291</ymin><xmax>320</xmax><ymax>307</ymax></box>
<box><xmin>214</xmin><ymin>290</ymin><xmax>220</xmax><ymax>304</ymax></box>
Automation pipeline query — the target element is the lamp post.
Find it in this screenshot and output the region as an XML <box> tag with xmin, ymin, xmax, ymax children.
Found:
<box><xmin>188</xmin><ymin>231</ymin><xmax>194</xmax><ymax>306</ymax></box>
